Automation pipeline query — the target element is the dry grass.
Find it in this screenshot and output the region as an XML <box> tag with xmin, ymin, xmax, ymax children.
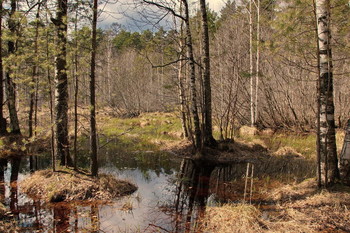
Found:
<box><xmin>268</xmin><ymin>178</ymin><xmax>317</xmax><ymax>202</ymax></box>
<box><xmin>203</xmin><ymin>179</ymin><xmax>350</xmax><ymax>232</ymax></box>
<box><xmin>273</xmin><ymin>146</ymin><xmax>303</xmax><ymax>158</ymax></box>
<box><xmin>201</xmin><ymin>204</ymin><xmax>262</xmax><ymax>233</ymax></box>
<box><xmin>201</xmin><ymin>203</ymin><xmax>316</xmax><ymax>233</ymax></box>
<box><xmin>20</xmin><ymin>169</ymin><xmax>137</xmax><ymax>202</ymax></box>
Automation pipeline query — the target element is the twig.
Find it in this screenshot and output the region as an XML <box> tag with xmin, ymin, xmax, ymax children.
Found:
<box><xmin>244</xmin><ymin>163</ymin><xmax>250</xmax><ymax>203</ymax></box>
<box><xmin>250</xmin><ymin>164</ymin><xmax>254</xmax><ymax>204</ymax></box>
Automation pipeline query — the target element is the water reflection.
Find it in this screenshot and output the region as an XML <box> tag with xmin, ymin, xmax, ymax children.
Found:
<box><xmin>170</xmin><ymin>159</ymin><xmax>217</xmax><ymax>232</ymax></box>
<box><xmin>2</xmin><ymin>151</ymin><xmax>250</xmax><ymax>232</ymax></box>
<box><xmin>53</xmin><ymin>204</ymin><xmax>70</xmax><ymax>232</ymax></box>
<box><xmin>0</xmin><ymin>159</ymin><xmax>6</xmax><ymax>201</ymax></box>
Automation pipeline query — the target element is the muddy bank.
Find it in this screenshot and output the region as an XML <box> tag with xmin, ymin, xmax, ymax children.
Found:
<box><xmin>21</xmin><ymin>169</ymin><xmax>137</xmax><ymax>202</ymax></box>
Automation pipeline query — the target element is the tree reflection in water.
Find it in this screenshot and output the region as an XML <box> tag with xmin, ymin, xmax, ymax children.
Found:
<box><xmin>1</xmin><ymin>154</ymin><xmax>242</xmax><ymax>232</ymax></box>
<box><xmin>173</xmin><ymin>159</ymin><xmax>216</xmax><ymax>232</ymax></box>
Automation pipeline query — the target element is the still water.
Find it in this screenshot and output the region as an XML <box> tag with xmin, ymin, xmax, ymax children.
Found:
<box><xmin>1</xmin><ymin>142</ymin><xmax>244</xmax><ymax>233</ymax></box>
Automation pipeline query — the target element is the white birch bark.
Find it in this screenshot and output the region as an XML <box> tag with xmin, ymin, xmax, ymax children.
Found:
<box><xmin>316</xmin><ymin>0</ymin><xmax>339</xmax><ymax>185</ymax></box>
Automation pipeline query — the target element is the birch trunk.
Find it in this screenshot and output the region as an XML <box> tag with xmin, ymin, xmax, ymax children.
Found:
<box><xmin>182</xmin><ymin>0</ymin><xmax>201</xmax><ymax>150</ymax></box>
<box><xmin>254</xmin><ymin>0</ymin><xmax>260</xmax><ymax>124</ymax></box>
<box><xmin>178</xmin><ymin>11</ymin><xmax>189</xmax><ymax>139</ymax></box>
<box><xmin>316</xmin><ymin>0</ymin><xmax>339</xmax><ymax>185</ymax></box>
<box><xmin>249</xmin><ymin>0</ymin><xmax>254</xmax><ymax>127</ymax></box>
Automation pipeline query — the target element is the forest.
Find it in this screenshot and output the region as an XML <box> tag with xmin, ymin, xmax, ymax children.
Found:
<box><xmin>0</xmin><ymin>0</ymin><xmax>350</xmax><ymax>232</ymax></box>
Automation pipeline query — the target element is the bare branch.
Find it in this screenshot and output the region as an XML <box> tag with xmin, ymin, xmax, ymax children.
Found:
<box><xmin>142</xmin><ymin>0</ymin><xmax>186</xmax><ymax>21</ymax></box>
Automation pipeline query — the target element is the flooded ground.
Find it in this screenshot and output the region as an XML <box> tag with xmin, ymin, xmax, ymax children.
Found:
<box><xmin>0</xmin><ymin>138</ymin><xmax>315</xmax><ymax>232</ymax></box>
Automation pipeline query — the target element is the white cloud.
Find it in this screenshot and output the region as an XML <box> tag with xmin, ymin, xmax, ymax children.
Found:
<box><xmin>98</xmin><ymin>0</ymin><xmax>226</xmax><ymax>29</ymax></box>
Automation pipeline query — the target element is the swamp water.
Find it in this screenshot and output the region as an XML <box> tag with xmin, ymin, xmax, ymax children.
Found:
<box><xmin>0</xmin><ymin>142</ymin><xmax>289</xmax><ymax>232</ymax></box>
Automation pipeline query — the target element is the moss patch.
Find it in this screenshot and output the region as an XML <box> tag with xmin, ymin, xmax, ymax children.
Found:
<box><xmin>20</xmin><ymin>169</ymin><xmax>137</xmax><ymax>203</ymax></box>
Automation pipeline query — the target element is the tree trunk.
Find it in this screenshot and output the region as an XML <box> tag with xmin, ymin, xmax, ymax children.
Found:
<box><xmin>249</xmin><ymin>0</ymin><xmax>255</xmax><ymax>127</ymax></box>
<box><xmin>313</xmin><ymin>0</ymin><xmax>322</xmax><ymax>187</ymax></box>
<box><xmin>28</xmin><ymin>4</ymin><xmax>41</xmax><ymax>172</ymax></box>
<box><xmin>45</xmin><ymin>9</ymin><xmax>55</xmax><ymax>172</ymax></box>
<box><xmin>54</xmin><ymin>0</ymin><xmax>72</xmax><ymax>166</ymax></box>
<box><xmin>199</xmin><ymin>0</ymin><xmax>216</xmax><ymax>148</ymax></box>
<box><xmin>254</xmin><ymin>0</ymin><xmax>260</xmax><ymax>125</ymax></box>
<box><xmin>90</xmin><ymin>0</ymin><xmax>98</xmax><ymax>177</ymax></box>
<box><xmin>316</xmin><ymin>0</ymin><xmax>339</xmax><ymax>185</ymax></box>
<box><xmin>178</xmin><ymin>38</ymin><xmax>189</xmax><ymax>139</ymax></box>
<box><xmin>0</xmin><ymin>0</ymin><xmax>6</xmax><ymax>135</ymax></box>
<box><xmin>182</xmin><ymin>0</ymin><xmax>201</xmax><ymax>150</ymax></box>
<box><xmin>73</xmin><ymin>10</ymin><xmax>79</xmax><ymax>171</ymax></box>
<box><xmin>339</xmin><ymin>120</ymin><xmax>350</xmax><ymax>184</ymax></box>
<box><xmin>6</xmin><ymin>0</ymin><xmax>21</xmax><ymax>135</ymax></box>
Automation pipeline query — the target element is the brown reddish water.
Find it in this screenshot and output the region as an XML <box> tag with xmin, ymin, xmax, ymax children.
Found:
<box><xmin>0</xmin><ymin>145</ymin><xmax>291</xmax><ymax>232</ymax></box>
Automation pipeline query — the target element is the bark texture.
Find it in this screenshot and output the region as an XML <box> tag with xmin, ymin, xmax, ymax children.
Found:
<box><xmin>339</xmin><ymin>120</ymin><xmax>350</xmax><ymax>184</ymax></box>
<box><xmin>29</xmin><ymin>5</ymin><xmax>41</xmax><ymax>139</ymax></box>
<box><xmin>90</xmin><ymin>0</ymin><xmax>98</xmax><ymax>177</ymax></box>
<box><xmin>6</xmin><ymin>0</ymin><xmax>21</xmax><ymax>135</ymax></box>
<box><xmin>316</xmin><ymin>0</ymin><xmax>339</xmax><ymax>185</ymax></box>
<box><xmin>199</xmin><ymin>0</ymin><xmax>216</xmax><ymax>147</ymax></box>
<box><xmin>0</xmin><ymin>0</ymin><xmax>6</xmax><ymax>135</ymax></box>
<box><xmin>182</xmin><ymin>0</ymin><xmax>201</xmax><ymax>150</ymax></box>
<box><xmin>54</xmin><ymin>0</ymin><xmax>72</xmax><ymax>166</ymax></box>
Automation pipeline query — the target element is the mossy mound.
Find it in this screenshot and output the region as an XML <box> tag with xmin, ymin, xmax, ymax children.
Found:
<box><xmin>20</xmin><ymin>169</ymin><xmax>137</xmax><ymax>202</ymax></box>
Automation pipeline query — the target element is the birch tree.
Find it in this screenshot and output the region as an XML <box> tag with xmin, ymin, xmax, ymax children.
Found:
<box><xmin>315</xmin><ymin>0</ymin><xmax>339</xmax><ymax>185</ymax></box>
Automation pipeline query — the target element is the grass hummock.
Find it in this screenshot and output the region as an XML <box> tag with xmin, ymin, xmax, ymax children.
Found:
<box><xmin>20</xmin><ymin>169</ymin><xmax>137</xmax><ymax>203</ymax></box>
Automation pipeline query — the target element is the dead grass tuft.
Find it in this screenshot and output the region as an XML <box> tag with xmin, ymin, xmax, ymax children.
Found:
<box><xmin>201</xmin><ymin>204</ymin><xmax>262</xmax><ymax>233</ymax></box>
<box><xmin>273</xmin><ymin>146</ymin><xmax>303</xmax><ymax>158</ymax></box>
<box><xmin>240</xmin><ymin>126</ymin><xmax>258</xmax><ymax>136</ymax></box>
<box><xmin>201</xmin><ymin>203</ymin><xmax>317</xmax><ymax>233</ymax></box>
<box><xmin>268</xmin><ymin>178</ymin><xmax>317</xmax><ymax>202</ymax></box>
<box><xmin>20</xmin><ymin>169</ymin><xmax>137</xmax><ymax>203</ymax></box>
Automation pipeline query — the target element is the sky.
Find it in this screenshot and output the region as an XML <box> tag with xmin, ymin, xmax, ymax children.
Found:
<box><xmin>98</xmin><ymin>0</ymin><xmax>227</xmax><ymax>30</ymax></box>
